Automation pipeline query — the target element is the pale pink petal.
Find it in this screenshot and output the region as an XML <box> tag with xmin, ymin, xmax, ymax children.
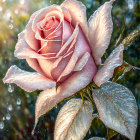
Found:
<box><xmin>57</xmin><ymin>26</ymin><xmax>92</xmax><ymax>82</ymax></box>
<box><xmin>73</xmin><ymin>52</ymin><xmax>90</xmax><ymax>71</ymax></box>
<box><xmin>14</xmin><ymin>32</ymin><xmax>59</xmax><ymax>60</ymax></box>
<box><xmin>61</xmin><ymin>0</ymin><xmax>88</xmax><ymax>37</ymax></box>
<box><xmin>26</xmin><ymin>58</ymin><xmax>46</xmax><ymax>76</ymax></box>
<box><xmin>61</xmin><ymin>7</ymin><xmax>71</xmax><ymax>23</ymax></box>
<box><xmin>93</xmin><ymin>44</ymin><xmax>124</xmax><ymax>86</ymax></box>
<box><xmin>32</xmin><ymin>56</ymin><xmax>96</xmax><ymax>133</ymax></box>
<box><xmin>3</xmin><ymin>65</ymin><xmax>56</xmax><ymax>92</ymax></box>
<box><xmin>37</xmin><ymin>59</ymin><xmax>55</xmax><ymax>80</ymax></box>
<box><xmin>57</xmin><ymin>56</ymin><xmax>96</xmax><ymax>99</ymax></box>
<box><xmin>24</xmin><ymin>10</ymin><xmax>41</xmax><ymax>51</ymax></box>
<box><xmin>32</xmin><ymin>5</ymin><xmax>62</xmax><ymax>32</ymax></box>
<box><xmin>41</xmin><ymin>10</ymin><xmax>64</xmax><ymax>40</ymax></box>
<box><xmin>88</xmin><ymin>0</ymin><xmax>115</xmax><ymax>65</ymax></box>
<box><xmin>39</xmin><ymin>20</ymin><xmax>72</xmax><ymax>56</ymax></box>
<box><xmin>56</xmin><ymin>23</ymin><xmax>79</xmax><ymax>57</ymax></box>
<box><xmin>14</xmin><ymin>32</ymin><xmax>45</xmax><ymax>59</ymax></box>
<box><xmin>63</xmin><ymin>20</ymin><xmax>73</xmax><ymax>44</ymax></box>
<box><xmin>51</xmin><ymin>53</ymin><xmax>72</xmax><ymax>80</ymax></box>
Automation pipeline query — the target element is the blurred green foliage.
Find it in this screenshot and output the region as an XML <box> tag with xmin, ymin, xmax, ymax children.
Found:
<box><xmin>0</xmin><ymin>0</ymin><xmax>140</xmax><ymax>139</ymax></box>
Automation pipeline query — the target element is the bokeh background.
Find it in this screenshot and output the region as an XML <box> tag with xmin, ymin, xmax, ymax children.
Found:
<box><xmin>0</xmin><ymin>0</ymin><xmax>140</xmax><ymax>139</ymax></box>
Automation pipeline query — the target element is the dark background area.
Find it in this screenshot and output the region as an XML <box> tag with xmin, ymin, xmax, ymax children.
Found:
<box><xmin>0</xmin><ymin>0</ymin><xmax>140</xmax><ymax>139</ymax></box>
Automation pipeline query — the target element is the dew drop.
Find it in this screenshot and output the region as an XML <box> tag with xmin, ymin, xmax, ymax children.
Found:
<box><xmin>8</xmin><ymin>104</ymin><xmax>13</xmax><ymax>111</ymax></box>
<box><xmin>14</xmin><ymin>9</ymin><xmax>19</xmax><ymax>14</ymax></box>
<box><xmin>5</xmin><ymin>10</ymin><xmax>11</xmax><ymax>20</ymax></box>
<box><xmin>19</xmin><ymin>0</ymin><xmax>25</xmax><ymax>5</ymax></box>
<box><xmin>88</xmin><ymin>129</ymin><xmax>91</xmax><ymax>135</ymax></box>
<box><xmin>0</xmin><ymin>6</ymin><xmax>3</xmax><ymax>12</ymax></box>
<box><xmin>17</xmin><ymin>98</ymin><xmax>21</xmax><ymax>105</ymax></box>
<box><xmin>2</xmin><ymin>117</ymin><xmax>5</xmax><ymax>121</ymax></box>
<box><xmin>127</xmin><ymin>0</ymin><xmax>134</xmax><ymax>10</ymax></box>
<box><xmin>2</xmin><ymin>0</ymin><xmax>6</xmax><ymax>3</ymax></box>
<box><xmin>9</xmin><ymin>24</ymin><xmax>13</xmax><ymax>29</ymax></box>
<box><xmin>0</xmin><ymin>122</ymin><xmax>4</xmax><ymax>130</ymax></box>
<box><xmin>8</xmin><ymin>84</ymin><xmax>14</xmax><ymax>93</ymax></box>
<box><xmin>55</xmin><ymin>105</ymin><xmax>58</xmax><ymax>109</ymax></box>
<box><xmin>6</xmin><ymin>113</ymin><xmax>11</xmax><ymax>120</ymax></box>
<box><xmin>3</xmin><ymin>40</ymin><xmax>6</xmax><ymax>44</ymax></box>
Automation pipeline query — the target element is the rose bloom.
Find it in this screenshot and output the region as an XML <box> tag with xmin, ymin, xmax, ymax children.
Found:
<box><xmin>3</xmin><ymin>0</ymin><xmax>123</xmax><ymax>127</ymax></box>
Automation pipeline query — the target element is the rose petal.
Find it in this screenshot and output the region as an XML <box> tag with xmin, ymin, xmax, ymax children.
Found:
<box><xmin>3</xmin><ymin>65</ymin><xmax>56</xmax><ymax>92</ymax></box>
<box><xmin>24</xmin><ymin>10</ymin><xmax>41</xmax><ymax>51</ymax></box>
<box><xmin>61</xmin><ymin>0</ymin><xmax>88</xmax><ymax>37</ymax></box>
<box><xmin>39</xmin><ymin>20</ymin><xmax>72</xmax><ymax>55</ymax></box>
<box><xmin>61</xmin><ymin>7</ymin><xmax>71</xmax><ymax>23</ymax></box>
<box><xmin>93</xmin><ymin>44</ymin><xmax>124</xmax><ymax>86</ymax></box>
<box><xmin>73</xmin><ymin>52</ymin><xmax>90</xmax><ymax>71</ymax></box>
<box><xmin>32</xmin><ymin>5</ymin><xmax>62</xmax><ymax>32</ymax></box>
<box><xmin>57</xmin><ymin>26</ymin><xmax>92</xmax><ymax>82</ymax></box>
<box><xmin>56</xmin><ymin>23</ymin><xmax>79</xmax><ymax>57</ymax></box>
<box><xmin>26</xmin><ymin>58</ymin><xmax>46</xmax><ymax>76</ymax></box>
<box><xmin>14</xmin><ymin>32</ymin><xmax>45</xmax><ymax>59</ymax></box>
<box><xmin>14</xmin><ymin>32</ymin><xmax>59</xmax><ymax>60</ymax></box>
<box><xmin>88</xmin><ymin>0</ymin><xmax>115</xmax><ymax>65</ymax></box>
<box><xmin>51</xmin><ymin>52</ymin><xmax>72</xmax><ymax>80</ymax></box>
<box><xmin>57</xmin><ymin>56</ymin><xmax>96</xmax><ymax>99</ymax></box>
<box><xmin>32</xmin><ymin>56</ymin><xmax>96</xmax><ymax>133</ymax></box>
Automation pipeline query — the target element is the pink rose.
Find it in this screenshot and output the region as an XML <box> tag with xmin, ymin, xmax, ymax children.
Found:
<box><xmin>3</xmin><ymin>0</ymin><xmax>124</xmax><ymax>128</ymax></box>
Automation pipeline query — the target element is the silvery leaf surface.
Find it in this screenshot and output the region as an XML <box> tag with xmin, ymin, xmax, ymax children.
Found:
<box><xmin>92</xmin><ymin>81</ymin><xmax>138</xmax><ymax>140</ymax></box>
<box><xmin>54</xmin><ymin>98</ymin><xmax>93</xmax><ymax>140</ymax></box>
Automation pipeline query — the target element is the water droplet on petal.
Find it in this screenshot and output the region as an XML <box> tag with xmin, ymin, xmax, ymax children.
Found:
<box><xmin>8</xmin><ymin>84</ymin><xmax>14</xmax><ymax>93</ymax></box>
<box><xmin>6</xmin><ymin>113</ymin><xmax>11</xmax><ymax>120</ymax></box>
<box><xmin>8</xmin><ymin>104</ymin><xmax>13</xmax><ymax>111</ymax></box>
<box><xmin>0</xmin><ymin>122</ymin><xmax>4</xmax><ymax>130</ymax></box>
<box><xmin>17</xmin><ymin>98</ymin><xmax>21</xmax><ymax>105</ymax></box>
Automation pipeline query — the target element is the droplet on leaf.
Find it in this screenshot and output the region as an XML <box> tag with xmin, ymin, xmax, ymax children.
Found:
<box><xmin>0</xmin><ymin>122</ymin><xmax>4</xmax><ymax>130</ymax></box>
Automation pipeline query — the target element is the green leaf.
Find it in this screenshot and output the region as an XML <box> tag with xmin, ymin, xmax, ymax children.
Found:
<box><xmin>107</xmin><ymin>128</ymin><xmax>117</xmax><ymax>140</ymax></box>
<box><xmin>122</xmin><ymin>28</ymin><xmax>140</xmax><ymax>49</ymax></box>
<box><xmin>112</xmin><ymin>62</ymin><xmax>132</xmax><ymax>82</ymax></box>
<box><xmin>92</xmin><ymin>82</ymin><xmax>138</xmax><ymax>140</ymax></box>
<box><xmin>54</xmin><ymin>98</ymin><xmax>93</xmax><ymax>140</ymax></box>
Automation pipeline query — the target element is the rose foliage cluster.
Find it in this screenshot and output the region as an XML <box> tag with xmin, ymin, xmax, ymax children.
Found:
<box><xmin>3</xmin><ymin>0</ymin><xmax>138</xmax><ymax>140</ymax></box>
